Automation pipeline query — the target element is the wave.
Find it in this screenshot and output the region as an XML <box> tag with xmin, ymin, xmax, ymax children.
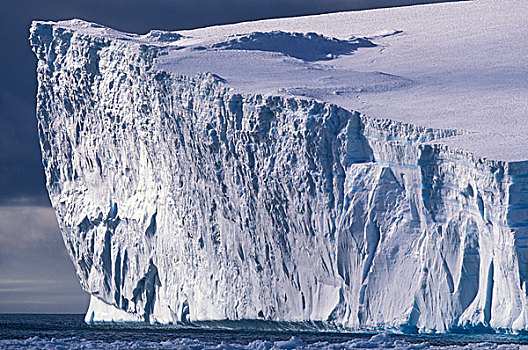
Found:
<box><xmin>0</xmin><ymin>333</ymin><xmax>522</xmax><ymax>349</ymax></box>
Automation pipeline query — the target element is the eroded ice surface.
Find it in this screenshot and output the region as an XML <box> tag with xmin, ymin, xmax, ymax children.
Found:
<box><xmin>30</xmin><ymin>0</ymin><xmax>528</xmax><ymax>333</ymax></box>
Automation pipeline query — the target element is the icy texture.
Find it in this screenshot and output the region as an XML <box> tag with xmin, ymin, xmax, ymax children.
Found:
<box><xmin>30</xmin><ymin>16</ymin><xmax>528</xmax><ymax>333</ymax></box>
<box><xmin>0</xmin><ymin>334</ymin><xmax>524</xmax><ymax>349</ymax></box>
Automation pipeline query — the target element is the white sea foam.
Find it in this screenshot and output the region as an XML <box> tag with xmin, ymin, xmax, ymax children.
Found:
<box><xmin>0</xmin><ymin>334</ymin><xmax>525</xmax><ymax>349</ymax></box>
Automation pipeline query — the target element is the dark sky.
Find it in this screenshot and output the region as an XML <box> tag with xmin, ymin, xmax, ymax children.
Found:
<box><xmin>0</xmin><ymin>0</ymin><xmax>461</xmax><ymax>314</ymax></box>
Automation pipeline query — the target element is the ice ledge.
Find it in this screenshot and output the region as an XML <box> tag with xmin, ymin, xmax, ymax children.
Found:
<box><xmin>29</xmin><ymin>19</ymin><xmax>183</xmax><ymax>51</ymax></box>
<box><xmin>85</xmin><ymin>296</ymin><xmax>143</xmax><ymax>324</ymax></box>
<box><xmin>30</xmin><ymin>13</ymin><xmax>528</xmax><ymax>161</ymax></box>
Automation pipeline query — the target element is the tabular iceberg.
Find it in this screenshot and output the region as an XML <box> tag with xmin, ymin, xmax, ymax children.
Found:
<box><xmin>30</xmin><ymin>0</ymin><xmax>528</xmax><ymax>333</ymax></box>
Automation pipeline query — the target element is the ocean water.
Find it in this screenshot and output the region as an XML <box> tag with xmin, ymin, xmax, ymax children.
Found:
<box><xmin>1</xmin><ymin>314</ymin><xmax>528</xmax><ymax>349</ymax></box>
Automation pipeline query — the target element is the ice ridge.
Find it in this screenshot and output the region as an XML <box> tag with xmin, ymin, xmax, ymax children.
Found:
<box><xmin>210</xmin><ymin>31</ymin><xmax>376</xmax><ymax>61</ymax></box>
<box><xmin>30</xmin><ymin>20</ymin><xmax>528</xmax><ymax>333</ymax></box>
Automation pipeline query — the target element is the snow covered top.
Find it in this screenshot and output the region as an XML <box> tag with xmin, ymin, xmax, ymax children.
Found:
<box><xmin>33</xmin><ymin>0</ymin><xmax>528</xmax><ymax>161</ymax></box>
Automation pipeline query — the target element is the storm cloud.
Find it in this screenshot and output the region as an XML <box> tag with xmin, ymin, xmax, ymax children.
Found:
<box><xmin>0</xmin><ymin>206</ymin><xmax>88</xmax><ymax>313</ymax></box>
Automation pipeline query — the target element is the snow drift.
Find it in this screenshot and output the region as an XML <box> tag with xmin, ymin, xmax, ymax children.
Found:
<box><xmin>30</xmin><ymin>17</ymin><xmax>528</xmax><ymax>333</ymax></box>
<box><xmin>210</xmin><ymin>31</ymin><xmax>376</xmax><ymax>61</ymax></box>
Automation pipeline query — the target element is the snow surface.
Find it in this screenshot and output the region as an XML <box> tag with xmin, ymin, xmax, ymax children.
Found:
<box><xmin>29</xmin><ymin>0</ymin><xmax>528</xmax><ymax>334</ymax></box>
<box><xmin>0</xmin><ymin>334</ymin><xmax>526</xmax><ymax>349</ymax></box>
<box><xmin>39</xmin><ymin>0</ymin><xmax>528</xmax><ymax>161</ymax></box>
<box><xmin>169</xmin><ymin>0</ymin><xmax>528</xmax><ymax>162</ymax></box>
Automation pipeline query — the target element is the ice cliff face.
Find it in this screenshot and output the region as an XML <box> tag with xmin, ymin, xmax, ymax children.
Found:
<box><xmin>30</xmin><ymin>20</ymin><xmax>528</xmax><ymax>333</ymax></box>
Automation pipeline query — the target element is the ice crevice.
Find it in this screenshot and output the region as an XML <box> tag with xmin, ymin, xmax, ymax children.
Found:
<box><xmin>30</xmin><ymin>20</ymin><xmax>528</xmax><ymax>333</ymax></box>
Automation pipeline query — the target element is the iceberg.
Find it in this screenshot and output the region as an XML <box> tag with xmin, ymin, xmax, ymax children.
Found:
<box><xmin>30</xmin><ymin>0</ymin><xmax>528</xmax><ymax>333</ymax></box>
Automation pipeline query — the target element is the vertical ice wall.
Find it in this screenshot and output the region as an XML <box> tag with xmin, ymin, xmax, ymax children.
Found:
<box><xmin>30</xmin><ymin>21</ymin><xmax>528</xmax><ymax>332</ymax></box>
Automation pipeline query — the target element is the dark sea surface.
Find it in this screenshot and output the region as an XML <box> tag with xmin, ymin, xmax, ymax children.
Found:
<box><xmin>1</xmin><ymin>314</ymin><xmax>528</xmax><ymax>349</ymax></box>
